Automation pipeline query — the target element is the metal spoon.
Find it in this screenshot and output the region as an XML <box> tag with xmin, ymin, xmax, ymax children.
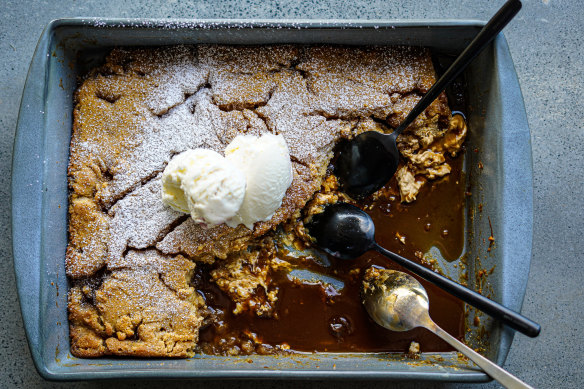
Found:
<box><xmin>306</xmin><ymin>202</ymin><xmax>540</xmax><ymax>337</ymax></box>
<box><xmin>335</xmin><ymin>0</ymin><xmax>522</xmax><ymax>199</ymax></box>
<box><xmin>362</xmin><ymin>268</ymin><xmax>534</xmax><ymax>389</ymax></box>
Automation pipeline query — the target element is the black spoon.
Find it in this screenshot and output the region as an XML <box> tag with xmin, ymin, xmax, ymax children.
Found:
<box><xmin>306</xmin><ymin>202</ymin><xmax>541</xmax><ymax>337</ymax></box>
<box><xmin>335</xmin><ymin>0</ymin><xmax>522</xmax><ymax>199</ymax></box>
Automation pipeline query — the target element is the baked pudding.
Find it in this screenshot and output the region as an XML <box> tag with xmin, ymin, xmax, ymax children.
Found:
<box><xmin>66</xmin><ymin>45</ymin><xmax>466</xmax><ymax>357</ymax></box>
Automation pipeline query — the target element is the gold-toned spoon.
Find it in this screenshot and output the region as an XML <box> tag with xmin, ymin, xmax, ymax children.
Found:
<box><xmin>361</xmin><ymin>268</ymin><xmax>534</xmax><ymax>389</ymax></box>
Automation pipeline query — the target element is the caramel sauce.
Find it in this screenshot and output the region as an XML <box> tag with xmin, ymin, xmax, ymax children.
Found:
<box><xmin>197</xmin><ymin>152</ymin><xmax>466</xmax><ymax>354</ymax></box>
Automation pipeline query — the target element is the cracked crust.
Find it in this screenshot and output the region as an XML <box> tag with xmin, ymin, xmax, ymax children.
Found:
<box><xmin>67</xmin><ymin>44</ymin><xmax>453</xmax><ymax>357</ymax></box>
<box><xmin>68</xmin><ymin>250</ymin><xmax>205</xmax><ymax>357</ymax></box>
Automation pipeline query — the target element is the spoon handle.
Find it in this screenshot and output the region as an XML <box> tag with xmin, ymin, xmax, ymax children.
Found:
<box><xmin>373</xmin><ymin>243</ymin><xmax>541</xmax><ymax>337</ymax></box>
<box><xmin>391</xmin><ymin>0</ymin><xmax>522</xmax><ymax>139</ymax></box>
<box><xmin>425</xmin><ymin>321</ymin><xmax>534</xmax><ymax>389</ymax></box>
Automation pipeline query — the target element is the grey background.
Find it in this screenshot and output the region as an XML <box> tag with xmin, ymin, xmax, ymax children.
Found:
<box><xmin>1</xmin><ymin>0</ymin><xmax>582</xmax><ymax>388</ymax></box>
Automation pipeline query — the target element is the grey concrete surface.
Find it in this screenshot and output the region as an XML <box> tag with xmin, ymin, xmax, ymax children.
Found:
<box><xmin>1</xmin><ymin>0</ymin><xmax>582</xmax><ymax>388</ymax></box>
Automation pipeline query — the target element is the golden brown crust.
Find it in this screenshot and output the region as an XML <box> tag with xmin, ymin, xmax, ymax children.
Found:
<box><xmin>68</xmin><ymin>250</ymin><xmax>204</xmax><ymax>358</ymax></box>
<box><xmin>67</xmin><ymin>44</ymin><xmax>452</xmax><ymax>357</ymax></box>
<box><xmin>156</xmin><ymin>221</ymin><xmax>252</xmax><ymax>262</ymax></box>
<box><xmin>66</xmin><ymin>197</ymin><xmax>109</xmax><ymax>278</ymax></box>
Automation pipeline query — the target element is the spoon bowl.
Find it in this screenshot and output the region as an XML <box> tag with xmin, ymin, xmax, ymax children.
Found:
<box><xmin>362</xmin><ymin>268</ymin><xmax>534</xmax><ymax>388</ymax></box>
<box><xmin>362</xmin><ymin>268</ymin><xmax>429</xmax><ymax>332</ymax></box>
<box><xmin>334</xmin><ymin>132</ymin><xmax>399</xmax><ymax>199</ymax></box>
<box><xmin>307</xmin><ymin>202</ymin><xmax>375</xmax><ymax>259</ymax></box>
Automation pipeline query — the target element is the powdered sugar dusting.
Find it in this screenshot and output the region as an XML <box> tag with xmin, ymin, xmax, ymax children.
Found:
<box><xmin>67</xmin><ymin>44</ymin><xmax>451</xmax><ymax>357</ymax></box>
<box><xmin>107</xmin><ymin>175</ymin><xmax>184</xmax><ymax>266</ymax></box>
<box><xmin>69</xmin><ymin>44</ymin><xmax>443</xmax><ymax>271</ymax></box>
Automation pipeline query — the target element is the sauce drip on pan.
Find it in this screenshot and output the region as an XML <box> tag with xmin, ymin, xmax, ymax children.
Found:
<box><xmin>196</xmin><ymin>153</ymin><xmax>466</xmax><ymax>354</ymax></box>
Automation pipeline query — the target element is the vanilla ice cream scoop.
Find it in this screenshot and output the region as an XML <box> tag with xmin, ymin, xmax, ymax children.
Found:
<box><xmin>225</xmin><ymin>133</ymin><xmax>293</xmax><ymax>229</ymax></box>
<box><xmin>161</xmin><ymin>134</ymin><xmax>293</xmax><ymax>230</ymax></box>
<box><xmin>161</xmin><ymin>149</ymin><xmax>246</xmax><ymax>227</ymax></box>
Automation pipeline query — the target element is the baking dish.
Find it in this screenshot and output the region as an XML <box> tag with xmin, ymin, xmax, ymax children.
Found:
<box><xmin>11</xmin><ymin>18</ymin><xmax>533</xmax><ymax>381</ymax></box>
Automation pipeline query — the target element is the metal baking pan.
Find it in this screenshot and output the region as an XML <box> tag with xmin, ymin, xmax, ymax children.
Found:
<box><xmin>12</xmin><ymin>18</ymin><xmax>533</xmax><ymax>381</ymax></box>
